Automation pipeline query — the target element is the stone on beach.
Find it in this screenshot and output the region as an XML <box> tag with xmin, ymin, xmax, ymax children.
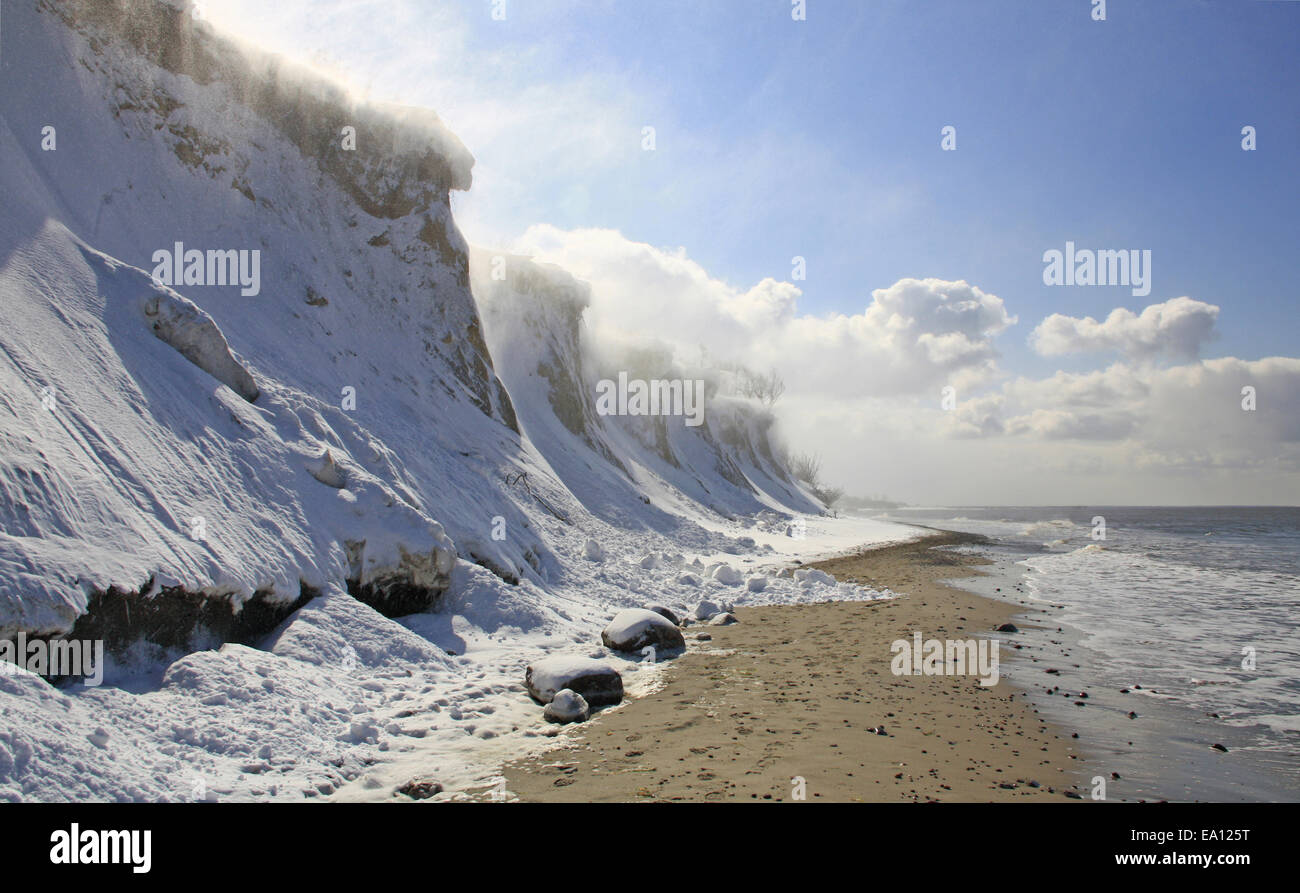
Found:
<box><xmin>525</xmin><ymin>655</ymin><xmax>623</xmax><ymax>706</ymax></box>
<box><xmin>544</xmin><ymin>689</ymin><xmax>590</xmax><ymax>724</ymax></box>
<box><xmin>397</xmin><ymin>778</ymin><xmax>443</xmax><ymax>800</ymax></box>
<box><xmin>645</xmin><ymin>603</ymin><xmax>681</xmax><ymax>626</ymax></box>
<box><xmin>692</xmin><ymin>599</ymin><xmax>722</xmax><ymax>621</ymax></box>
<box><xmin>602</xmin><ymin>608</ymin><xmax>686</xmax><ymax>653</ymax></box>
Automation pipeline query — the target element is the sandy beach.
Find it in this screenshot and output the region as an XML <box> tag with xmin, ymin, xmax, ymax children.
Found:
<box><xmin>503</xmin><ymin>530</ymin><xmax>1091</xmax><ymax>802</ymax></box>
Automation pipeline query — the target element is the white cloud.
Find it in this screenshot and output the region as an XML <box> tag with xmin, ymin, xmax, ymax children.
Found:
<box><xmin>1029</xmin><ymin>297</ymin><xmax>1219</xmax><ymax>361</ymax></box>
<box><xmin>971</xmin><ymin>357</ymin><xmax>1300</xmax><ymax>462</ymax></box>
<box><xmin>947</xmin><ymin>393</ymin><xmax>1006</xmax><ymax>439</ymax></box>
<box><xmin>508</xmin><ymin>225</ymin><xmax>1300</xmax><ymax>502</ymax></box>
<box><xmin>511</xmin><ymin>225</ymin><xmax>1016</xmax><ymax>399</ymax></box>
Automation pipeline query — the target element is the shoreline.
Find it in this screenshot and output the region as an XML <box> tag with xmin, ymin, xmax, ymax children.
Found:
<box><xmin>502</xmin><ymin>529</ymin><xmax>1091</xmax><ymax>802</ymax></box>
<box><xmin>946</xmin><ymin>538</ymin><xmax>1300</xmax><ymax>802</ymax></box>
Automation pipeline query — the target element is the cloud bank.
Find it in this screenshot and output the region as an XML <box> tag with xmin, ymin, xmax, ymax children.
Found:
<box><xmin>512</xmin><ymin>224</ymin><xmax>1016</xmax><ymax>399</ymax></box>
<box><xmin>506</xmin><ymin>226</ymin><xmax>1299</xmax><ymax>504</ymax></box>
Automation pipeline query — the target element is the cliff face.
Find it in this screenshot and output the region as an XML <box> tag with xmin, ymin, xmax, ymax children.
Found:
<box><xmin>0</xmin><ymin>0</ymin><xmax>522</xmax><ymax>637</ymax></box>
<box><xmin>473</xmin><ymin>252</ymin><xmax>821</xmax><ymax>529</ymax></box>
<box><xmin>0</xmin><ymin>0</ymin><xmax>816</xmax><ymax>648</ymax></box>
<box><xmin>33</xmin><ymin>0</ymin><xmax>511</xmax><ymax>424</ymax></box>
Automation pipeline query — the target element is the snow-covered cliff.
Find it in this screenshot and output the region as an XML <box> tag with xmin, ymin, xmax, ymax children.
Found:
<box><xmin>0</xmin><ymin>0</ymin><xmax>908</xmax><ymax>801</ymax></box>
<box><xmin>0</xmin><ymin>0</ymin><xmax>524</xmax><ymax>637</ymax></box>
<box><xmin>473</xmin><ymin>251</ymin><xmax>822</xmax><ymax>530</ymax></box>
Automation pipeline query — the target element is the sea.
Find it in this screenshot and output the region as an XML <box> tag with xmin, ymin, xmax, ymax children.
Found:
<box><xmin>876</xmin><ymin>506</ymin><xmax>1300</xmax><ymax>802</ymax></box>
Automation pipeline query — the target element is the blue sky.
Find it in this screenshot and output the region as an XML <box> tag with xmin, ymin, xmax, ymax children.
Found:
<box><xmin>200</xmin><ymin>0</ymin><xmax>1300</xmax><ymax>503</ymax></box>
<box><xmin>531</xmin><ymin>0</ymin><xmax>1300</xmax><ymax>375</ymax></box>
<box><xmin>204</xmin><ymin>0</ymin><xmax>1297</xmax><ymax>370</ymax></box>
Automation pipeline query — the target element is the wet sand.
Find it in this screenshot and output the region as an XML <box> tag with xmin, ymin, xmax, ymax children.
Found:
<box><xmin>503</xmin><ymin>530</ymin><xmax>1089</xmax><ymax>802</ymax></box>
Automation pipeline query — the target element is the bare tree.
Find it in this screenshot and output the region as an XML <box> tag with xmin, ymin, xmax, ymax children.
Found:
<box><xmin>789</xmin><ymin>451</ymin><xmax>822</xmax><ymax>488</ymax></box>
<box><xmin>785</xmin><ymin>450</ymin><xmax>843</xmax><ymax>508</ymax></box>
<box><xmin>760</xmin><ymin>369</ymin><xmax>785</xmax><ymax>406</ymax></box>
<box><xmin>735</xmin><ymin>367</ymin><xmax>786</xmax><ymax>406</ymax></box>
<box><xmin>816</xmin><ymin>485</ymin><xmax>844</xmax><ymax>507</ymax></box>
<box><xmin>734</xmin><ymin>367</ymin><xmax>759</xmax><ymax>400</ymax></box>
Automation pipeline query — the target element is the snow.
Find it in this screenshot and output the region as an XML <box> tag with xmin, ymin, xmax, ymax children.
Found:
<box><xmin>141</xmin><ymin>283</ymin><xmax>260</xmax><ymax>403</ymax></box>
<box><xmin>264</xmin><ymin>588</ymin><xmax>453</xmax><ymax>670</ymax></box>
<box><xmin>0</xmin><ymin>0</ymin><xmax>919</xmax><ymax>802</ymax></box>
<box><xmin>795</xmin><ymin>568</ymin><xmax>837</xmax><ymax>587</ymax></box>
<box><xmin>710</xmin><ymin>564</ymin><xmax>744</xmax><ymax>585</ymax></box>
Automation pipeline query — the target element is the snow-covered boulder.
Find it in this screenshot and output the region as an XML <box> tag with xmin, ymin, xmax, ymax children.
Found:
<box><xmin>645</xmin><ymin>603</ymin><xmax>681</xmax><ymax>626</ymax></box>
<box><xmin>676</xmin><ymin>573</ymin><xmax>702</xmax><ymax>587</ymax></box>
<box><xmin>794</xmin><ymin>568</ymin><xmax>836</xmax><ymax>587</ymax></box>
<box><xmin>525</xmin><ymin>656</ymin><xmax>623</xmax><ymax>706</ymax></box>
<box><xmin>583</xmin><ymin>539</ymin><xmax>606</xmax><ymax>562</ymax></box>
<box><xmin>266</xmin><ymin>587</ymin><xmax>453</xmax><ymax>670</ymax></box>
<box><xmin>601</xmin><ymin>609</ymin><xmax>686</xmax><ymax>653</ymax></box>
<box><xmin>543</xmin><ymin>689</ymin><xmax>590</xmax><ymax>724</ymax></box>
<box><xmin>708</xmin><ymin>612</ymin><xmax>739</xmax><ymax>626</ymax></box>
<box><xmin>692</xmin><ymin>599</ymin><xmax>722</xmax><ymax>621</ymax></box>
<box><xmin>711</xmin><ymin>565</ymin><xmax>744</xmax><ymax>585</ymax></box>
<box><xmin>746</xmin><ymin>575</ymin><xmax>767</xmax><ymax>593</ymax></box>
